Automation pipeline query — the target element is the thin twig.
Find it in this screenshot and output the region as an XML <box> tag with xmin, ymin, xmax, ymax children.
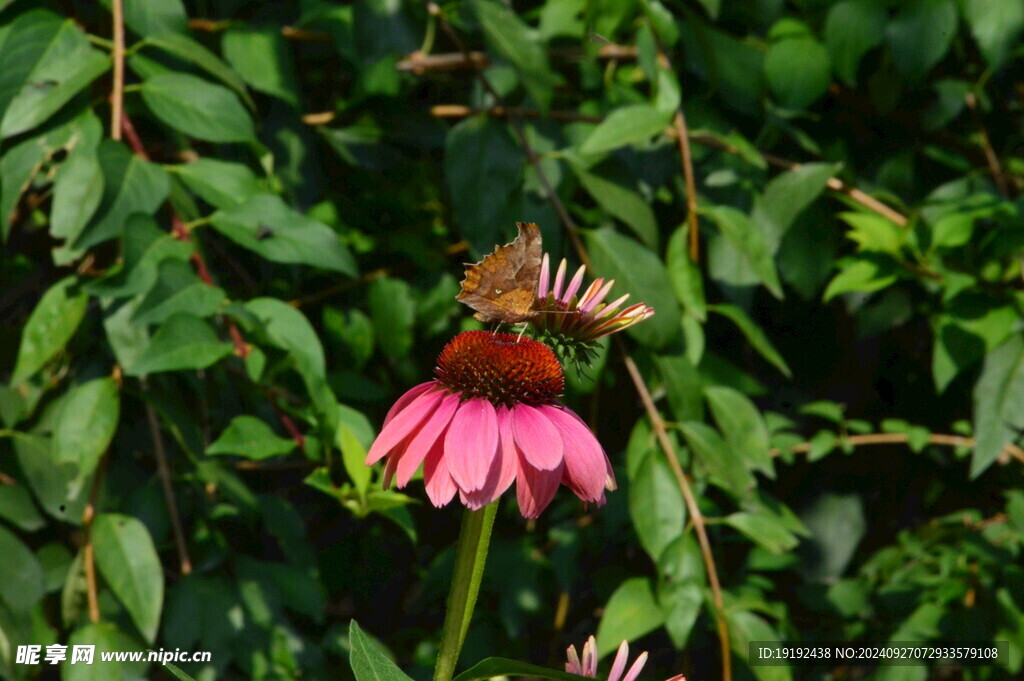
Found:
<box><xmin>964</xmin><ymin>92</ymin><xmax>1010</xmax><ymax>199</ymax></box>
<box><xmin>672</xmin><ymin>110</ymin><xmax>700</xmax><ymax>261</ymax></box>
<box><xmin>622</xmin><ymin>352</ymin><xmax>732</xmax><ymax>681</ymax></box>
<box><xmin>187</xmin><ymin>18</ymin><xmax>330</xmax><ymax>42</ymax></box>
<box><xmin>81</xmin><ymin>450</ymin><xmax>111</xmax><ymax>624</ymax></box>
<box><xmin>144</xmin><ymin>396</ymin><xmax>193</xmax><ymax>575</ymax></box>
<box><xmin>396</xmin><ymin>44</ymin><xmax>637</xmax><ymax>73</ymax></box>
<box><xmin>772</xmin><ymin>431</ymin><xmax>1024</xmax><ymax>466</ymax></box>
<box><xmin>110</xmin><ymin>0</ymin><xmax>125</xmax><ymax>141</ymax></box>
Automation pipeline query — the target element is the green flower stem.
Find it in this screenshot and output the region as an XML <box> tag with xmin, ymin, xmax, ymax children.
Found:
<box><xmin>433</xmin><ymin>502</ymin><xmax>499</xmax><ymax>681</ymax></box>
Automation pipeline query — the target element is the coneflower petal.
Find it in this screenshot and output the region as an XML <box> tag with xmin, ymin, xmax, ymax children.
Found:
<box><xmin>552</xmin><ymin>258</ymin><xmax>567</xmax><ymax>299</ymax></box>
<box><xmin>423</xmin><ymin>435</ymin><xmax>457</xmax><ymax>507</ymax></box>
<box><xmin>608</xmin><ymin>640</ymin><xmax>630</xmax><ymax>681</ymax></box>
<box><xmin>538</xmin><ymin>253</ymin><xmax>550</xmax><ymax>299</ymax></box>
<box><xmin>621</xmin><ymin>652</ymin><xmax>648</xmax><ymax>681</ymax></box>
<box><xmin>445</xmin><ymin>398</ymin><xmax>499</xmax><ymax>492</ymax></box>
<box><xmin>511</xmin><ymin>404</ymin><xmax>564</xmax><ymax>470</ymax></box>
<box><xmin>515</xmin><ymin>452</ymin><xmax>563</xmax><ymax>518</ymax></box>
<box><xmin>544</xmin><ymin>406</ymin><xmax>607</xmax><ymax>503</ymax></box>
<box><xmin>561</xmin><ymin>265</ymin><xmax>587</xmax><ymax>303</ymax></box>
<box><xmin>396</xmin><ymin>392</ymin><xmax>461</xmax><ymax>487</ymax></box>
<box><xmin>366</xmin><ymin>388</ymin><xmax>444</xmax><ymax>465</ymax></box>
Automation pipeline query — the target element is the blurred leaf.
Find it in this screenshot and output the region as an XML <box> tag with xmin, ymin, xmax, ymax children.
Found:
<box><xmin>13</xmin><ymin>433</ymin><xmax>90</xmax><ymax>523</ymax></box>
<box><xmin>244</xmin><ymin>297</ymin><xmax>326</xmax><ymax>387</ymax></box>
<box><xmin>131</xmin><ymin>259</ymin><xmax>226</xmax><ymax>325</ymax></box>
<box><xmin>972</xmin><ymin>334</ymin><xmax>1024</xmax><ymax>477</ymax></box>
<box><xmin>579</xmin><ymin>105</ymin><xmax>671</xmax><ymax>155</ymax></box>
<box><xmin>54</xmin><ymin>378</ymin><xmax>119</xmax><ymax>484</ymax></box>
<box><xmin>705</xmin><ymin>385</ymin><xmax>773</xmax><ymax>477</ymax></box>
<box><xmin>840</xmin><ymin>212</ymin><xmax>904</xmax><ymax>254</ymax></box>
<box><xmin>825</xmin><ymin>0</ymin><xmax>886</xmax><ymax>86</ymax></box>
<box><xmin>0</xmin><ymin>523</ymin><xmax>45</xmax><ymax>612</ymax></box>
<box><xmin>338</xmin><ymin>423</ymin><xmax>371</xmax><ymax>496</ymax></box>
<box><xmin>106</xmin><ymin>0</ymin><xmax>187</xmax><ymax>36</ymax></box>
<box><xmin>164</xmin><ymin>663</ymin><xmax>198</xmax><ymax>681</ymax></box>
<box><xmin>141</xmin><ymin>73</ymin><xmax>254</xmax><ymax>143</ymax></box>
<box><xmin>93</xmin><ymin>513</ymin><xmax>163</xmax><ymax>642</ymax></box>
<box><xmin>71</xmin><ymin>139</ymin><xmax>170</xmax><ymax>253</ymax></box>
<box><xmin>171</xmin><ymin>158</ymin><xmax>262</xmax><ymax>209</ymax></box>
<box><xmin>666</xmin><ymin>226</ymin><xmax>705</xmax><ymax>321</ymax></box>
<box><xmin>349</xmin><ymin>620</ymin><xmax>415</xmax><ymax>681</ymax></box>
<box><xmin>207</xmin><ymin>416</ymin><xmax>296</xmax><ymax>460</ymax></box>
<box><xmin>655</xmin><ymin>353</ymin><xmax>704</xmax><ymax>422</ymax></box>
<box><xmin>129</xmin><ymin>313</ymin><xmax>233</xmax><ymax>375</ymax></box>
<box><xmin>10</xmin><ymin>275</ymin><xmax>88</xmax><ymax>385</ymax></box>
<box><xmin>0</xmin><ymin>10</ymin><xmax>64</xmax><ymax>127</ymax></box>
<box><xmin>65</xmin><ymin>622</ymin><xmax>147</xmax><ymax>681</ymax></box>
<box><xmin>823</xmin><ymin>255</ymin><xmax>899</xmax><ymax>301</ymax></box>
<box><xmin>764</xmin><ymin>34</ymin><xmax>831</xmax><ymax>109</ymax></box>
<box><xmin>222</xmin><ymin>25</ymin><xmax>298</xmax><ymax>106</ymax></box>
<box><xmin>659</xmin><ymin>578</ymin><xmax>702</xmax><ymax>649</ymax></box>
<box><xmin>725</xmin><ymin>512</ymin><xmax>800</xmax><ymax>554</ymax></box>
<box><xmin>933</xmin><ymin>294</ymin><xmax>1016</xmax><ymax>391</ymax></box>
<box><xmin>726</xmin><ymin>610</ymin><xmax>792</xmax><ymax>681</ymax></box>
<box><xmin>595</xmin><ymin>577</ymin><xmax>665</xmax><ymax>658</ymax></box>
<box><xmin>962</xmin><ymin>0</ymin><xmax>1024</xmax><ymax>69</ymax></box>
<box><xmin>583</xmin><ymin>227</ymin><xmax>681</xmax><ymax>348</ymax></box>
<box><xmin>708</xmin><ymin>304</ymin><xmax>791</xmax><ymax>378</ymax></box>
<box><xmin>0</xmin><ymin>19</ymin><xmax>108</xmax><ymax>138</ymax></box>
<box><xmin>86</xmin><ymin>213</ymin><xmax>192</xmax><ymax>299</ymax></box>
<box><xmin>444</xmin><ymin>115</ymin><xmax>524</xmax><ymax>253</ymax></box>
<box><xmin>574</xmin><ymin>167</ymin><xmax>658</xmax><ymax>248</ymax></box>
<box><xmin>887</xmin><ymin>0</ymin><xmax>958</xmax><ymax>81</ymax></box>
<box><xmin>0</xmin><ymin>485</ymin><xmax>46</xmax><ymax>532</ymax></box>
<box><xmin>798</xmin><ymin>493</ymin><xmax>866</xmax><ymax>581</ymax></box>
<box><xmin>210</xmin><ymin>194</ymin><xmax>356</xmax><ymax>274</ymax></box>
<box><xmin>702</xmin><ymin>206</ymin><xmax>782</xmax><ymax>298</ymax></box>
<box><xmin>472</xmin><ymin>0</ymin><xmax>557</xmax><ymax>109</ymax></box>
<box><xmin>368</xmin><ymin>278</ymin><xmax>415</xmax><ymax>359</ymax></box>
<box><xmin>454</xmin><ymin>658</ymin><xmax>591</xmax><ymax>681</ymax></box>
<box><xmin>753</xmin><ymin>162</ymin><xmax>837</xmax><ymax>251</ymax></box>
<box><xmin>629</xmin><ymin>450</ymin><xmax>685</xmax><ymax>563</ymax></box>
<box><xmin>50</xmin><ymin>119</ymin><xmax>105</xmax><ymax>247</ymax></box>
<box><xmin>679</xmin><ymin>421</ymin><xmax>756</xmax><ymax>498</ymax></box>
<box><xmin>142</xmin><ymin>32</ymin><xmax>252</xmax><ymax>107</ymax></box>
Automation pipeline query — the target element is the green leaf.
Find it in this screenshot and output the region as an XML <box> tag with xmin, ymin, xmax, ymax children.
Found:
<box><xmin>579</xmin><ymin>104</ymin><xmax>671</xmax><ymax>155</ymax></box>
<box><xmin>825</xmin><ymin>0</ymin><xmax>886</xmax><ymax>86</ymax></box>
<box><xmin>54</xmin><ymin>378</ymin><xmax>120</xmax><ymax>483</ymax></box>
<box><xmin>12</xmin><ymin>433</ymin><xmax>90</xmax><ymax>524</ymax></box>
<box><xmin>629</xmin><ymin>450</ymin><xmax>685</xmax><ymax>563</ymax></box>
<box><xmin>170</xmin><ymin>158</ymin><xmax>262</xmax><ymax>209</ymax></box>
<box><xmin>85</xmin><ymin>213</ymin><xmax>192</xmax><ymax>299</ymax></box>
<box><xmin>655</xmin><ymin>353</ymin><xmax>704</xmax><ymax>422</ymax></box>
<box><xmin>798</xmin><ymin>493</ymin><xmax>866</xmax><ymax>581</ymax></box>
<box><xmin>0</xmin><ymin>10</ymin><xmax>64</xmax><ymax>127</ymax></box>
<box><xmin>65</xmin><ymin>622</ymin><xmax>147</xmax><ymax>681</ymax></box>
<box><xmin>704</xmin><ymin>385</ymin><xmax>773</xmax><ymax>477</ymax></box>
<box><xmin>0</xmin><ymin>20</ymin><xmax>108</xmax><ymax>138</ymax></box>
<box><xmin>659</xmin><ymin>577</ymin><xmax>702</xmax><ymax>648</ymax></box>
<box><xmin>368</xmin><ymin>278</ymin><xmax>415</xmax><ymax>359</ymax></box>
<box><xmin>131</xmin><ymin>260</ymin><xmax>226</xmax><ymax>325</ymax></box>
<box><xmin>93</xmin><ymin>513</ymin><xmax>163</xmax><ymax>642</ymax></box>
<box><xmin>164</xmin><ymin>663</ymin><xmax>198</xmax><ymax>681</ymax></box>
<box><xmin>708</xmin><ymin>304</ymin><xmax>792</xmax><ymax>378</ymax></box>
<box><xmin>574</xmin><ymin>167</ymin><xmax>658</xmax><ymax>248</ymax></box>
<box><xmin>349</xmin><ymin>620</ymin><xmax>415</xmax><ymax>681</ymax></box>
<box><xmin>724</xmin><ymin>512</ymin><xmax>800</xmax><ymax>554</ymax></box>
<box><xmin>207</xmin><ymin>416</ymin><xmax>296</xmax><ymax>460</ymax></box>
<box><xmin>243</xmin><ymin>297</ymin><xmax>326</xmax><ymax>387</ymax></box>
<box><xmin>962</xmin><ymin>0</ymin><xmax>1024</xmax><ymax>69</ymax></box>
<box><xmin>141</xmin><ymin>32</ymin><xmax>253</xmax><ymax>108</ymax></box>
<box><xmin>583</xmin><ymin>227</ymin><xmax>681</xmax><ymax>349</ymax></box>
<box><xmin>51</xmin><ymin>123</ymin><xmax>105</xmax><ymax>247</ymax></box>
<box><xmin>764</xmin><ymin>35</ymin><xmax>831</xmax><ymax>109</ymax></box>
<box><xmin>972</xmin><ymin>334</ymin><xmax>1024</xmax><ymax>477</ymax></box>
<box><xmin>107</xmin><ymin>0</ymin><xmax>187</xmax><ymax>37</ymax></box>
<box><xmin>726</xmin><ymin>611</ymin><xmax>793</xmax><ymax>681</ymax></box>
<box><xmin>703</xmin><ymin>205</ymin><xmax>783</xmax><ymax>298</ymax></box>
<box><xmin>472</xmin><ymin>0</ymin><xmax>557</xmax><ymax>110</ymax></box>
<box><xmin>10</xmin><ymin>276</ymin><xmax>88</xmax><ymax>385</ymax></box>
<box><xmin>839</xmin><ymin>212</ymin><xmax>904</xmax><ymax>254</ymax></box>
<box><xmin>0</xmin><ymin>485</ymin><xmax>46</xmax><ymax>532</ymax></box>
<box><xmin>444</xmin><ymin>115</ymin><xmax>524</xmax><ymax>253</ymax></box>
<box><xmin>822</xmin><ymin>255</ymin><xmax>899</xmax><ymax>300</ymax></box>
<box><xmin>129</xmin><ymin>313</ymin><xmax>233</xmax><ymax>376</ymax></box>
<box><xmin>338</xmin><ymin>423</ymin><xmax>372</xmax><ymax>496</ymax></box>
<box><xmin>753</xmin><ymin>162</ymin><xmax>837</xmax><ymax>252</ymax></box>
<box><xmin>666</xmin><ymin>226</ymin><xmax>706</xmax><ymax>321</ymax></box>
<box><xmin>0</xmin><ymin>523</ymin><xmax>45</xmax><ymax>612</ymax></box>
<box><xmin>141</xmin><ymin>72</ymin><xmax>254</xmax><ymax>143</ymax></box>
<box><xmin>222</xmin><ymin>25</ymin><xmax>298</xmax><ymax>105</ymax></box>
<box><xmin>595</xmin><ymin>577</ymin><xmax>665</xmax><ymax>658</ymax></box>
<box><xmin>679</xmin><ymin>421</ymin><xmax>756</xmax><ymax>498</ymax></box>
<box><xmin>454</xmin><ymin>658</ymin><xmax>592</xmax><ymax>681</ymax></box>
<box><xmin>932</xmin><ymin>293</ymin><xmax>1016</xmax><ymax>392</ymax></box>
<box><xmin>887</xmin><ymin>0</ymin><xmax>959</xmax><ymax>81</ymax></box>
<box><xmin>70</xmin><ymin>139</ymin><xmax>170</xmax><ymax>253</ymax></box>
<box><xmin>210</xmin><ymin>194</ymin><xmax>356</xmax><ymax>274</ymax></box>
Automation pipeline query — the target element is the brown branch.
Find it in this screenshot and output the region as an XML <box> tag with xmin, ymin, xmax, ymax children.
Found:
<box><xmin>622</xmin><ymin>352</ymin><xmax>732</xmax><ymax>681</ymax></box>
<box><xmin>144</xmin><ymin>397</ymin><xmax>193</xmax><ymax>575</ymax></box>
<box><xmin>771</xmin><ymin>431</ymin><xmax>1024</xmax><ymax>466</ymax></box>
<box><xmin>396</xmin><ymin>44</ymin><xmax>637</xmax><ymax>74</ymax></box>
<box><xmin>81</xmin><ymin>452</ymin><xmax>110</xmax><ymax>624</ymax></box>
<box><xmin>965</xmin><ymin>92</ymin><xmax>1010</xmax><ymax>199</ymax></box>
<box><xmin>110</xmin><ymin>0</ymin><xmax>125</xmax><ymax>141</ymax></box>
<box><xmin>187</xmin><ymin>18</ymin><xmax>330</xmax><ymax>42</ymax></box>
<box><xmin>672</xmin><ymin>110</ymin><xmax>700</xmax><ymax>262</ymax></box>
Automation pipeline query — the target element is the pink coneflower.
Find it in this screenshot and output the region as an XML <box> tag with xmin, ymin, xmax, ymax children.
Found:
<box><xmin>534</xmin><ymin>254</ymin><xmax>655</xmax><ymax>344</ymax></box>
<box><xmin>566</xmin><ymin>636</ymin><xmax>684</xmax><ymax>681</ymax></box>
<box><xmin>365</xmin><ymin>331</ymin><xmax>615</xmax><ymax>518</ymax></box>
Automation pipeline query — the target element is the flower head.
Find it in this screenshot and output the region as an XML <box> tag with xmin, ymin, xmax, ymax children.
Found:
<box><xmin>566</xmin><ymin>636</ymin><xmax>684</xmax><ymax>681</ymax></box>
<box><xmin>366</xmin><ymin>331</ymin><xmax>616</xmax><ymax>518</ymax></box>
<box><xmin>532</xmin><ymin>255</ymin><xmax>655</xmax><ymax>365</ymax></box>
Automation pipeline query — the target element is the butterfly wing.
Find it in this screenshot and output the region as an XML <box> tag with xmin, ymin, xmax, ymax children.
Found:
<box><xmin>457</xmin><ymin>222</ymin><xmax>542</xmax><ymax>323</ymax></box>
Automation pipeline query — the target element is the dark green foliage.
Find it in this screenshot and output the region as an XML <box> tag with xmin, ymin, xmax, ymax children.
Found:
<box><xmin>2</xmin><ymin>1</ymin><xmax>1023</xmax><ymax>681</ymax></box>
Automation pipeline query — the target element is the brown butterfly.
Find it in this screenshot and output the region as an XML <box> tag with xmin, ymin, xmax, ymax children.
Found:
<box><xmin>457</xmin><ymin>222</ymin><xmax>542</xmax><ymax>324</ymax></box>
